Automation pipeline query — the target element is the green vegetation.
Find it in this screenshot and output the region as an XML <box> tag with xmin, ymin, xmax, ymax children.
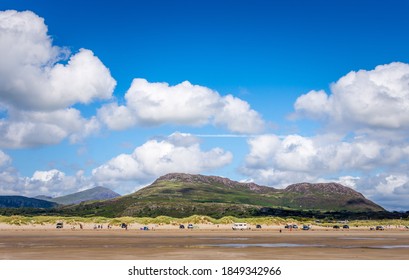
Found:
<box><xmin>55</xmin><ymin>174</ymin><xmax>384</xmax><ymax>218</ymax></box>
<box><xmin>1</xmin><ymin>214</ymin><xmax>408</xmax><ymax>228</ymax></box>
<box><xmin>0</xmin><ymin>196</ymin><xmax>57</xmax><ymax>208</ymax></box>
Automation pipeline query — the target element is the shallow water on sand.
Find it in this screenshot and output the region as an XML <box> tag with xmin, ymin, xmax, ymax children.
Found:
<box><xmin>205</xmin><ymin>242</ymin><xmax>409</xmax><ymax>249</ymax></box>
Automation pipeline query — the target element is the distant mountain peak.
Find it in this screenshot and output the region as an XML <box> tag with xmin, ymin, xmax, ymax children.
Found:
<box><xmin>49</xmin><ymin>186</ymin><xmax>120</xmax><ymax>205</ymax></box>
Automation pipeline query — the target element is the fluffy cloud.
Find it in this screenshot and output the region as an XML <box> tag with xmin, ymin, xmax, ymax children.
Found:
<box><xmin>0</xmin><ymin>166</ymin><xmax>94</xmax><ymax>197</ymax></box>
<box><xmin>0</xmin><ymin>10</ymin><xmax>116</xmax><ymax>148</ymax></box>
<box><xmin>279</xmin><ymin>62</ymin><xmax>409</xmax><ymax>209</ymax></box>
<box><xmin>0</xmin><ymin>150</ymin><xmax>11</xmax><ymax>167</ymax></box>
<box><xmin>0</xmin><ymin>108</ymin><xmax>101</xmax><ymax>147</ymax></box>
<box><xmin>294</xmin><ymin>62</ymin><xmax>409</xmax><ymax>133</ymax></box>
<box><xmin>1</xmin><ymin>131</ymin><xmax>233</xmax><ymax>196</ymax></box>
<box><xmin>0</xmin><ymin>150</ymin><xmax>17</xmax><ymax>194</ymax></box>
<box><xmin>98</xmin><ymin>78</ymin><xmax>265</xmax><ymax>133</ymax></box>
<box><xmin>241</xmin><ymin>133</ymin><xmax>409</xmax><ymax>207</ymax></box>
<box><xmin>92</xmin><ymin>132</ymin><xmax>233</xmax><ymax>185</ymax></box>
<box><xmin>351</xmin><ymin>174</ymin><xmax>409</xmax><ymax>211</ymax></box>
<box><xmin>21</xmin><ymin>169</ymin><xmax>79</xmax><ymax>196</ymax></box>
<box><xmin>242</xmin><ymin>135</ymin><xmax>409</xmax><ymax>186</ymax></box>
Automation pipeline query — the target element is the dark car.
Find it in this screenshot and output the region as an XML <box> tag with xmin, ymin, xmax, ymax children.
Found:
<box><xmin>333</xmin><ymin>225</ymin><xmax>340</xmax><ymax>229</ymax></box>
<box><xmin>302</xmin><ymin>225</ymin><xmax>310</xmax><ymax>230</ymax></box>
<box><xmin>292</xmin><ymin>225</ymin><xmax>298</xmax><ymax>229</ymax></box>
<box><xmin>121</xmin><ymin>223</ymin><xmax>128</xmax><ymax>229</ymax></box>
<box><xmin>56</xmin><ymin>222</ymin><xmax>63</xmax><ymax>229</ymax></box>
<box><xmin>179</xmin><ymin>224</ymin><xmax>185</xmax><ymax>229</ymax></box>
<box><xmin>343</xmin><ymin>225</ymin><xmax>349</xmax><ymax>229</ymax></box>
<box><xmin>256</xmin><ymin>224</ymin><xmax>262</xmax><ymax>229</ymax></box>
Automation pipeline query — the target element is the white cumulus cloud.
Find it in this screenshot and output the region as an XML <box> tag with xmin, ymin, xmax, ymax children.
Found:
<box><xmin>0</xmin><ymin>10</ymin><xmax>116</xmax><ymax>148</ymax></box>
<box><xmin>241</xmin><ymin>134</ymin><xmax>409</xmax><ymax>190</ymax></box>
<box><xmin>0</xmin><ymin>165</ymin><xmax>94</xmax><ymax>197</ymax></box>
<box><xmin>0</xmin><ymin>150</ymin><xmax>11</xmax><ymax>167</ymax></box>
<box><xmin>281</xmin><ymin>62</ymin><xmax>409</xmax><ymax>209</ymax></box>
<box><xmin>92</xmin><ymin>132</ymin><xmax>233</xmax><ymax>185</ymax></box>
<box><xmin>294</xmin><ymin>62</ymin><xmax>409</xmax><ymax>133</ymax></box>
<box><xmin>98</xmin><ymin>78</ymin><xmax>265</xmax><ymax>133</ymax></box>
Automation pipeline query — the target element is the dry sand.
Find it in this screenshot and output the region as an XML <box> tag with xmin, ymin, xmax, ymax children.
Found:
<box><xmin>1</xmin><ymin>223</ymin><xmax>409</xmax><ymax>260</ymax></box>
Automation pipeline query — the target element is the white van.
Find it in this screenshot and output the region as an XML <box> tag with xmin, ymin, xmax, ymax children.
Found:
<box><xmin>232</xmin><ymin>223</ymin><xmax>249</xmax><ymax>230</ymax></box>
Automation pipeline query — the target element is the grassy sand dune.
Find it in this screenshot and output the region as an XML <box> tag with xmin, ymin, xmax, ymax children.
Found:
<box><xmin>1</xmin><ymin>214</ymin><xmax>408</xmax><ymax>228</ymax></box>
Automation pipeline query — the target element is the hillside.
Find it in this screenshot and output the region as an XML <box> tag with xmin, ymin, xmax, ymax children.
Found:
<box><xmin>282</xmin><ymin>182</ymin><xmax>383</xmax><ymax>212</ymax></box>
<box><xmin>42</xmin><ymin>186</ymin><xmax>120</xmax><ymax>205</ymax></box>
<box><xmin>0</xmin><ymin>196</ymin><xmax>58</xmax><ymax>208</ymax></box>
<box><xmin>60</xmin><ymin>173</ymin><xmax>384</xmax><ymax>218</ymax></box>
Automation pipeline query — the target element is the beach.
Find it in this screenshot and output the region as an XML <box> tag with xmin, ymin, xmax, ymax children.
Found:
<box><xmin>1</xmin><ymin>223</ymin><xmax>409</xmax><ymax>259</ymax></box>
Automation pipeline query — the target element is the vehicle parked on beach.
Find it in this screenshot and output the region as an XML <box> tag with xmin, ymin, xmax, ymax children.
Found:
<box><xmin>232</xmin><ymin>223</ymin><xmax>249</xmax><ymax>230</ymax></box>
<box><xmin>188</xmin><ymin>224</ymin><xmax>194</xmax><ymax>229</ymax></box>
<box><xmin>343</xmin><ymin>225</ymin><xmax>349</xmax><ymax>229</ymax></box>
<box><xmin>376</xmin><ymin>226</ymin><xmax>385</xmax><ymax>230</ymax></box>
<box><xmin>302</xmin><ymin>225</ymin><xmax>310</xmax><ymax>230</ymax></box>
<box><xmin>333</xmin><ymin>225</ymin><xmax>340</xmax><ymax>229</ymax></box>
<box><xmin>179</xmin><ymin>224</ymin><xmax>185</xmax><ymax>229</ymax></box>
<box><xmin>285</xmin><ymin>224</ymin><xmax>298</xmax><ymax>229</ymax></box>
<box><xmin>56</xmin><ymin>222</ymin><xmax>63</xmax><ymax>229</ymax></box>
<box><xmin>256</xmin><ymin>224</ymin><xmax>262</xmax><ymax>229</ymax></box>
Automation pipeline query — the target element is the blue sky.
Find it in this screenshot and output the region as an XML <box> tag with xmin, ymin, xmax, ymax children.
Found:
<box><xmin>1</xmin><ymin>0</ymin><xmax>409</xmax><ymax>210</ymax></box>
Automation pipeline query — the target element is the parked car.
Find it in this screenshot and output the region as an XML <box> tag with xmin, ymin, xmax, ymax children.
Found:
<box><xmin>232</xmin><ymin>223</ymin><xmax>249</xmax><ymax>230</ymax></box>
<box><xmin>333</xmin><ymin>225</ymin><xmax>340</xmax><ymax>229</ymax></box>
<box><xmin>343</xmin><ymin>225</ymin><xmax>349</xmax><ymax>229</ymax></box>
<box><xmin>285</xmin><ymin>224</ymin><xmax>298</xmax><ymax>229</ymax></box>
<box><xmin>56</xmin><ymin>222</ymin><xmax>63</xmax><ymax>229</ymax></box>
<box><xmin>121</xmin><ymin>223</ymin><xmax>127</xmax><ymax>229</ymax></box>
<box><xmin>140</xmin><ymin>226</ymin><xmax>149</xmax><ymax>230</ymax></box>
<box><xmin>179</xmin><ymin>224</ymin><xmax>185</xmax><ymax>229</ymax></box>
<box><xmin>256</xmin><ymin>224</ymin><xmax>262</xmax><ymax>229</ymax></box>
<box><xmin>302</xmin><ymin>225</ymin><xmax>310</xmax><ymax>230</ymax></box>
<box><xmin>376</xmin><ymin>226</ymin><xmax>385</xmax><ymax>230</ymax></box>
<box><xmin>187</xmin><ymin>224</ymin><xmax>194</xmax><ymax>229</ymax></box>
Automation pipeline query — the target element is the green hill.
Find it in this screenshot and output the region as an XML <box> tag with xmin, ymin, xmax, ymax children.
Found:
<box><xmin>60</xmin><ymin>173</ymin><xmax>384</xmax><ymax>218</ymax></box>
<box><xmin>0</xmin><ymin>196</ymin><xmax>58</xmax><ymax>208</ymax></box>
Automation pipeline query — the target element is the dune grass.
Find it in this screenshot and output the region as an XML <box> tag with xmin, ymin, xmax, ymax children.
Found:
<box><xmin>1</xmin><ymin>214</ymin><xmax>408</xmax><ymax>227</ymax></box>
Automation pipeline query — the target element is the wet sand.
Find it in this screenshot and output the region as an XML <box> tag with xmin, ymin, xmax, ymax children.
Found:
<box><xmin>1</xmin><ymin>227</ymin><xmax>409</xmax><ymax>259</ymax></box>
